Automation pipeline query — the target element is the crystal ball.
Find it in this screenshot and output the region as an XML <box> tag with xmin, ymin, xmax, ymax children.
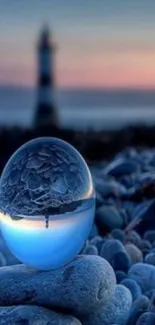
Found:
<box><xmin>0</xmin><ymin>137</ymin><xmax>95</xmax><ymax>270</ymax></box>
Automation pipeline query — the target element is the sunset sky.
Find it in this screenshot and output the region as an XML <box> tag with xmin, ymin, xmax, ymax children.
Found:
<box><xmin>0</xmin><ymin>0</ymin><xmax>155</xmax><ymax>89</ymax></box>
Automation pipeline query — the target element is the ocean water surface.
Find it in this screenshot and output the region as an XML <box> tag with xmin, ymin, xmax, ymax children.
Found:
<box><xmin>0</xmin><ymin>87</ymin><xmax>155</xmax><ymax>130</ymax></box>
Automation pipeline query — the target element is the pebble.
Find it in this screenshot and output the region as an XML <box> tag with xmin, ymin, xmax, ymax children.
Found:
<box><xmin>128</xmin><ymin>263</ymin><xmax>155</xmax><ymax>293</ymax></box>
<box><xmin>90</xmin><ymin>235</ymin><xmax>103</xmax><ymax>246</ymax></box>
<box><xmin>82</xmin><ymin>284</ymin><xmax>132</xmax><ymax>325</ymax></box>
<box><xmin>82</xmin><ymin>244</ymin><xmax>98</xmax><ymax>255</ymax></box>
<box><xmin>121</xmin><ymin>278</ymin><xmax>142</xmax><ymax>300</ymax></box>
<box><xmin>125</xmin><ymin>231</ymin><xmax>142</xmax><ymax>248</ymax></box>
<box><xmin>104</xmin><ymin>157</ymin><xmax>139</xmax><ymax>177</ymax></box>
<box><xmin>100</xmin><ymin>239</ymin><xmax>125</xmax><ymax>259</ymax></box>
<box><xmin>126</xmin><ymin>295</ymin><xmax>150</xmax><ymax>325</ymax></box>
<box><xmin>136</xmin><ymin>312</ymin><xmax>155</xmax><ymax>325</ymax></box>
<box><xmin>0</xmin><ymin>305</ymin><xmax>82</xmax><ymax>325</ymax></box>
<box><xmin>96</xmin><ymin>205</ymin><xmax>123</xmax><ymax>232</ymax></box>
<box><xmin>125</xmin><ymin>243</ymin><xmax>143</xmax><ymax>264</ymax></box>
<box><xmin>148</xmin><ymin>292</ymin><xmax>155</xmax><ymax>312</ymax></box>
<box><xmin>145</xmin><ymin>288</ymin><xmax>155</xmax><ymax>300</ymax></box>
<box><xmin>111</xmin><ymin>229</ymin><xmax>125</xmax><ymax>242</ymax></box>
<box><xmin>144</xmin><ymin>253</ymin><xmax>155</xmax><ymax>265</ymax></box>
<box><xmin>0</xmin><ymin>255</ymin><xmax>116</xmax><ymax>315</ymax></box>
<box><xmin>96</xmin><ymin>180</ymin><xmax>127</xmax><ymax>198</ymax></box>
<box><xmin>144</xmin><ymin>230</ymin><xmax>155</xmax><ymax>243</ymax></box>
<box><xmin>90</xmin><ymin>236</ymin><xmax>104</xmax><ymax>253</ymax></box>
<box><xmin>140</xmin><ymin>240</ymin><xmax>152</xmax><ymax>251</ymax></box>
<box><xmin>113</xmin><ymin>252</ymin><xmax>131</xmax><ymax>272</ymax></box>
<box><xmin>100</xmin><ymin>239</ymin><xmax>131</xmax><ymax>271</ymax></box>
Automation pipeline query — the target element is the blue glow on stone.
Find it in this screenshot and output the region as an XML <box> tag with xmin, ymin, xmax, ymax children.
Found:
<box><xmin>0</xmin><ymin>137</ymin><xmax>95</xmax><ymax>270</ymax></box>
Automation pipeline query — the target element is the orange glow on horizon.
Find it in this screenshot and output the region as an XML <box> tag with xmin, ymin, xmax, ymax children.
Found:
<box><xmin>0</xmin><ymin>50</ymin><xmax>155</xmax><ymax>89</ymax></box>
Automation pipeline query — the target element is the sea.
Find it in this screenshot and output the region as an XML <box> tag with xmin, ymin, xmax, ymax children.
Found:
<box><xmin>0</xmin><ymin>87</ymin><xmax>155</xmax><ymax>130</ymax></box>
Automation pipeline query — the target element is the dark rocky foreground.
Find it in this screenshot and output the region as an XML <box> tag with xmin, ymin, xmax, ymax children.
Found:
<box><xmin>2</xmin><ymin>147</ymin><xmax>155</xmax><ymax>324</ymax></box>
<box><xmin>2</xmin><ymin>123</ymin><xmax>155</xmax><ymax>172</ymax></box>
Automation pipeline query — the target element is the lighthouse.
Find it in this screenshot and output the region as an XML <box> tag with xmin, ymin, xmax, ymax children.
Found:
<box><xmin>34</xmin><ymin>26</ymin><xmax>58</xmax><ymax>127</ymax></box>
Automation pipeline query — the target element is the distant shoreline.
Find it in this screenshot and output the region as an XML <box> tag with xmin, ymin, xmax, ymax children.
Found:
<box><xmin>0</xmin><ymin>86</ymin><xmax>155</xmax><ymax>108</ymax></box>
<box><xmin>0</xmin><ymin>86</ymin><xmax>155</xmax><ymax>130</ymax></box>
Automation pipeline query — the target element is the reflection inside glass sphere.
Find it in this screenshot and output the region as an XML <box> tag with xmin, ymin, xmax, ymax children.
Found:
<box><xmin>0</xmin><ymin>137</ymin><xmax>95</xmax><ymax>270</ymax></box>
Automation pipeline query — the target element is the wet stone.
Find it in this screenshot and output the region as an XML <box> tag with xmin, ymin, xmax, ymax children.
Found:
<box><xmin>0</xmin><ymin>305</ymin><xmax>82</xmax><ymax>325</ymax></box>
<box><xmin>100</xmin><ymin>239</ymin><xmax>131</xmax><ymax>272</ymax></box>
<box><xmin>82</xmin><ymin>244</ymin><xmax>98</xmax><ymax>255</ymax></box>
<box><xmin>125</xmin><ymin>231</ymin><xmax>142</xmax><ymax>248</ymax></box>
<box><xmin>144</xmin><ymin>253</ymin><xmax>155</xmax><ymax>266</ymax></box>
<box><xmin>111</xmin><ymin>229</ymin><xmax>125</xmax><ymax>242</ymax></box>
<box><xmin>144</xmin><ymin>230</ymin><xmax>155</xmax><ymax>244</ymax></box>
<box><xmin>121</xmin><ymin>278</ymin><xmax>142</xmax><ymax>300</ymax></box>
<box><xmin>104</xmin><ymin>157</ymin><xmax>139</xmax><ymax>177</ymax></box>
<box><xmin>81</xmin><ymin>284</ymin><xmax>132</xmax><ymax>325</ymax></box>
<box><xmin>96</xmin><ymin>206</ymin><xmax>123</xmax><ymax>232</ymax></box>
<box><xmin>0</xmin><ymin>256</ymin><xmax>116</xmax><ymax>316</ymax></box>
<box><xmin>136</xmin><ymin>312</ymin><xmax>155</xmax><ymax>325</ymax></box>
<box><xmin>125</xmin><ymin>243</ymin><xmax>143</xmax><ymax>264</ymax></box>
<box><xmin>126</xmin><ymin>295</ymin><xmax>150</xmax><ymax>325</ymax></box>
<box><xmin>128</xmin><ymin>263</ymin><xmax>155</xmax><ymax>293</ymax></box>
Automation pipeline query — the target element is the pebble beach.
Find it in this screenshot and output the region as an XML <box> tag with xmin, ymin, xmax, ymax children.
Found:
<box><xmin>1</xmin><ymin>146</ymin><xmax>155</xmax><ymax>324</ymax></box>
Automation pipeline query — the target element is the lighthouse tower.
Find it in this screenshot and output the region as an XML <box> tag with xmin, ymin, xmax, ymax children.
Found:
<box><xmin>34</xmin><ymin>26</ymin><xmax>58</xmax><ymax>127</ymax></box>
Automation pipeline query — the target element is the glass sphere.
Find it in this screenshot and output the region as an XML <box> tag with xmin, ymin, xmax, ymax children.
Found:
<box><xmin>0</xmin><ymin>137</ymin><xmax>95</xmax><ymax>270</ymax></box>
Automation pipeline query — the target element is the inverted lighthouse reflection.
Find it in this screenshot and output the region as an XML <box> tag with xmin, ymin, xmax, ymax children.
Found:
<box><xmin>0</xmin><ymin>138</ymin><xmax>95</xmax><ymax>270</ymax></box>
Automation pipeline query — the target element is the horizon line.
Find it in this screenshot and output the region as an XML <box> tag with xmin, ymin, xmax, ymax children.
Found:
<box><xmin>0</xmin><ymin>84</ymin><xmax>155</xmax><ymax>92</ymax></box>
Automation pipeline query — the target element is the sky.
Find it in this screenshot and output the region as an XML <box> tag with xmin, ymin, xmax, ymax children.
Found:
<box><xmin>0</xmin><ymin>0</ymin><xmax>155</xmax><ymax>89</ymax></box>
